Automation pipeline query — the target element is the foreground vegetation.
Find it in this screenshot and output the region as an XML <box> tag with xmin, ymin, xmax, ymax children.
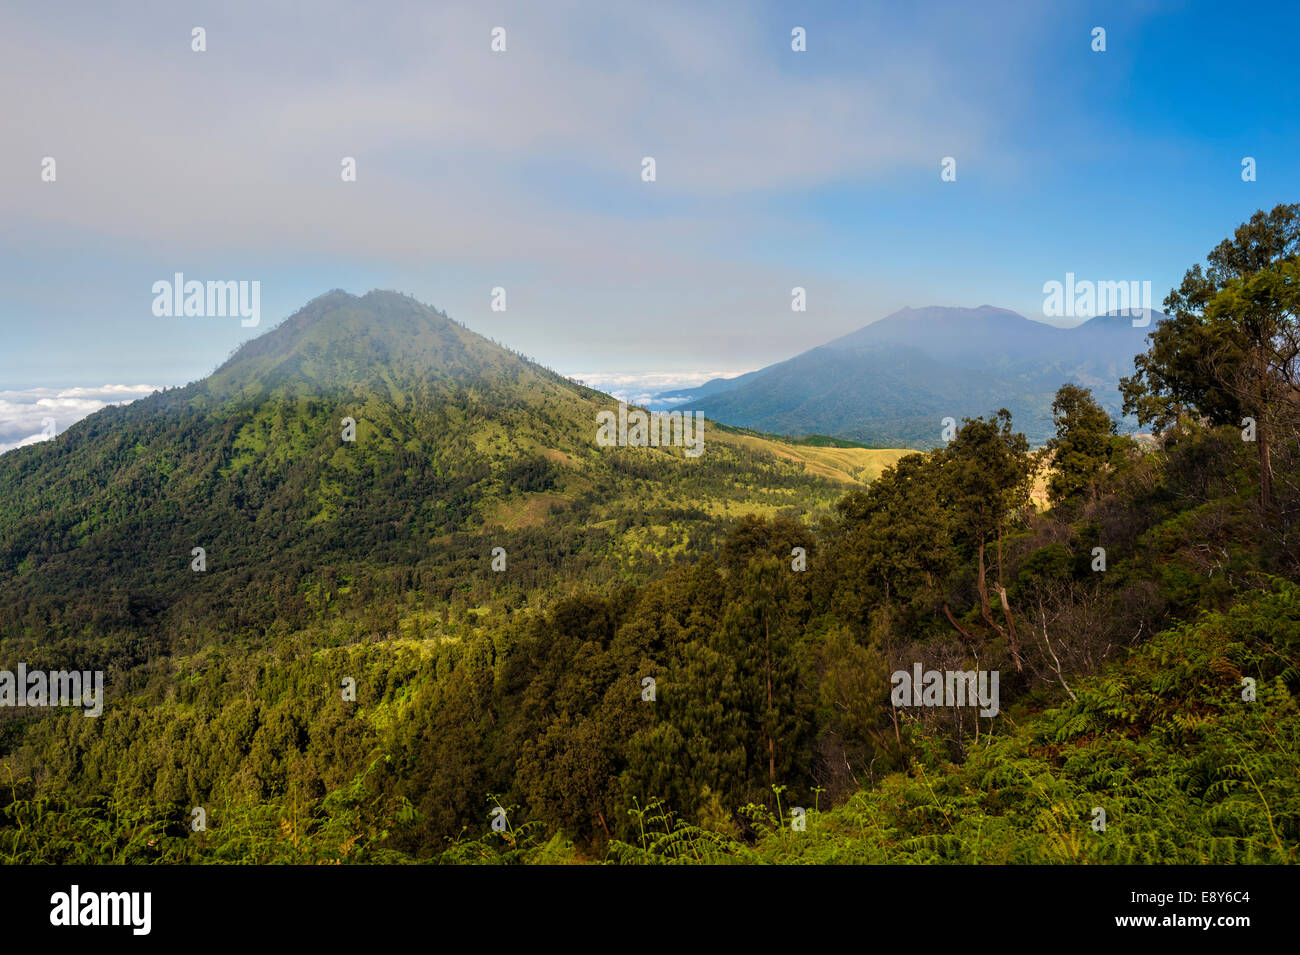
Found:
<box><xmin>1</xmin><ymin>207</ymin><xmax>1297</xmax><ymax>864</ymax></box>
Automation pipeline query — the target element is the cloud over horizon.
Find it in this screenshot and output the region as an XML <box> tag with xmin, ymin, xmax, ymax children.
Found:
<box><xmin>0</xmin><ymin>385</ymin><xmax>162</xmax><ymax>454</ymax></box>
<box><xmin>2</xmin><ymin>1</ymin><xmax>1296</xmax><ymax>390</ymax></box>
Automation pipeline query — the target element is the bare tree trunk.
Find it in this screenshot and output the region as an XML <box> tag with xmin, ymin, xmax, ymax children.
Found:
<box><xmin>996</xmin><ymin>522</ymin><xmax>1005</xmax><ymax>586</ymax></box>
<box><xmin>994</xmin><ymin>583</ymin><xmax>1024</xmax><ymax>672</ymax></box>
<box><xmin>1036</xmin><ymin>600</ymin><xmax>1077</xmax><ymax>701</ymax></box>
<box><xmin>977</xmin><ymin>537</ymin><xmax>1015</xmax><ymax>668</ymax></box>
<box><xmin>944</xmin><ymin>603</ymin><xmax>977</xmax><ymax>646</ymax></box>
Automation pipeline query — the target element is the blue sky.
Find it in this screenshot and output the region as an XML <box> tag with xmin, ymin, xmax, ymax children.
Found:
<box><xmin>1</xmin><ymin>0</ymin><xmax>1297</xmax><ymax>444</ymax></box>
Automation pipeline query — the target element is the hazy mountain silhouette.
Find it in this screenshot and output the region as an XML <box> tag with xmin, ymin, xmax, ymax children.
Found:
<box><xmin>664</xmin><ymin>305</ymin><xmax>1162</xmax><ymax>447</ymax></box>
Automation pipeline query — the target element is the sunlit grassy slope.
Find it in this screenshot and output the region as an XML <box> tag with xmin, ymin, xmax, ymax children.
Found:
<box><xmin>718</xmin><ymin>428</ymin><xmax>912</xmax><ymax>484</ymax></box>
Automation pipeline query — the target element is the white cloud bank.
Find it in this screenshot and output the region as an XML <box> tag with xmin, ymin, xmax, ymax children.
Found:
<box><xmin>0</xmin><ymin>385</ymin><xmax>162</xmax><ymax>454</ymax></box>
<box><xmin>567</xmin><ymin>370</ymin><xmax>751</xmax><ymax>406</ymax></box>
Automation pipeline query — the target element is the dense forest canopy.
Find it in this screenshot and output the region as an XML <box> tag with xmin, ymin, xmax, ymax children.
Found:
<box><xmin>1</xmin><ymin>208</ymin><xmax>1298</xmax><ymax>864</ymax></box>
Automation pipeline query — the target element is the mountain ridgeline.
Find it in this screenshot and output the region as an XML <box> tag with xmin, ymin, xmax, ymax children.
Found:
<box><xmin>662</xmin><ymin>305</ymin><xmax>1162</xmax><ymax>448</ymax></box>
<box><xmin>1</xmin><ymin>219</ymin><xmax>1297</xmax><ymax>868</ymax></box>
<box><xmin>0</xmin><ymin>290</ymin><xmax>898</xmax><ymax>672</ymax></box>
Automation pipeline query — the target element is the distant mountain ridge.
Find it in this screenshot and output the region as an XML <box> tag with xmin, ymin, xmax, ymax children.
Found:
<box><xmin>664</xmin><ymin>305</ymin><xmax>1162</xmax><ymax>447</ymax></box>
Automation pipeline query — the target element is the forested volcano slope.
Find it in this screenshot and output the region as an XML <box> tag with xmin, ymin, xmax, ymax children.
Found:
<box><xmin>0</xmin><ymin>290</ymin><xmax>894</xmax><ymax>673</ymax></box>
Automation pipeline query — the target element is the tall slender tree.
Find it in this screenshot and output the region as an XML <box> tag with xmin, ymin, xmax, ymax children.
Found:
<box><xmin>1045</xmin><ymin>384</ymin><xmax>1118</xmax><ymax>507</ymax></box>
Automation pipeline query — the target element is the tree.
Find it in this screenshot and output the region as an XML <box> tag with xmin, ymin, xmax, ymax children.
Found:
<box><xmin>712</xmin><ymin>517</ymin><xmax>817</xmax><ymax>809</ymax></box>
<box><xmin>935</xmin><ymin>411</ymin><xmax>1034</xmax><ymax>669</ymax></box>
<box><xmin>1045</xmin><ymin>384</ymin><xmax>1118</xmax><ymax>507</ymax></box>
<box><xmin>1121</xmin><ymin>204</ymin><xmax>1300</xmax><ymax>509</ymax></box>
<box><xmin>831</xmin><ymin>453</ymin><xmax>957</xmax><ymax>683</ymax></box>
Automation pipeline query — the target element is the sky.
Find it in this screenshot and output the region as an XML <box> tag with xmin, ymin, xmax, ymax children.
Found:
<box><xmin>1</xmin><ymin>0</ymin><xmax>1298</xmax><ymax>447</ymax></box>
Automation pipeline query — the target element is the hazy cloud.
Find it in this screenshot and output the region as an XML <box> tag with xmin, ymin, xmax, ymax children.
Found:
<box><xmin>569</xmin><ymin>369</ymin><xmax>751</xmax><ymax>405</ymax></box>
<box><xmin>0</xmin><ymin>1</ymin><xmax>1002</xmax><ymax>262</ymax></box>
<box><xmin>0</xmin><ymin>385</ymin><xmax>160</xmax><ymax>454</ymax></box>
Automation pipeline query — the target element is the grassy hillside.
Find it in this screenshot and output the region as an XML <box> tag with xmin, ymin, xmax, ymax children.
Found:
<box><xmin>716</xmin><ymin>427</ymin><xmax>912</xmax><ymax>484</ymax></box>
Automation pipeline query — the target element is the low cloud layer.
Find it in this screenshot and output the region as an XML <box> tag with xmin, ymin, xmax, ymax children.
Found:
<box><xmin>568</xmin><ymin>370</ymin><xmax>749</xmax><ymax>406</ymax></box>
<box><xmin>0</xmin><ymin>385</ymin><xmax>161</xmax><ymax>454</ymax></box>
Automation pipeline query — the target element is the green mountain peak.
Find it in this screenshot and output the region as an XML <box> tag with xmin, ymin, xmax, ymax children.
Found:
<box><xmin>206</xmin><ymin>289</ymin><xmax>537</xmax><ymax>399</ymax></box>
